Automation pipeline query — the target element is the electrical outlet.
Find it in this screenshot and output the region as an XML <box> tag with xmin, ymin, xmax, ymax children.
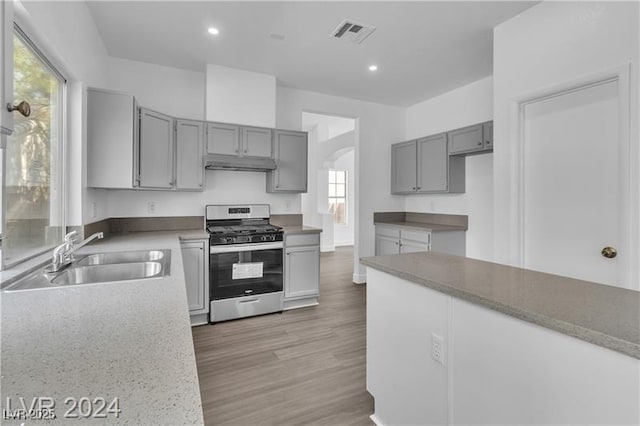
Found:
<box><xmin>147</xmin><ymin>201</ymin><xmax>157</xmax><ymax>214</ymax></box>
<box><xmin>432</xmin><ymin>333</ymin><xmax>445</xmax><ymax>365</ymax></box>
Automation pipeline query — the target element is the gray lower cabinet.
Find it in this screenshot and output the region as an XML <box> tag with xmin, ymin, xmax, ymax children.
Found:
<box><xmin>391</xmin><ymin>133</ymin><xmax>464</xmax><ymax>194</ymax></box>
<box><xmin>283</xmin><ymin>233</ymin><xmax>320</xmax><ymax>309</ymax></box>
<box><xmin>448</xmin><ymin>121</ymin><xmax>493</xmax><ymax>155</ymax></box>
<box><xmin>267</xmin><ymin>130</ymin><xmax>308</xmax><ymax>193</ymax></box>
<box><xmin>207</xmin><ymin>122</ymin><xmax>273</xmax><ymax>158</ymax></box>
<box><xmin>375</xmin><ymin>225</ymin><xmax>465</xmax><ymax>256</ymax></box>
<box><xmin>139</xmin><ymin>108</ymin><xmax>175</xmax><ymax>189</ymax></box>
<box><xmin>181</xmin><ymin>239</ymin><xmax>209</xmax><ymax>325</ymax></box>
<box><xmin>176</xmin><ymin>119</ymin><xmax>204</xmax><ymax>190</ymax></box>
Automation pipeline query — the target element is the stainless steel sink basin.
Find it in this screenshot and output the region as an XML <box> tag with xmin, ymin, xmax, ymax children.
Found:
<box><xmin>2</xmin><ymin>249</ymin><xmax>171</xmax><ymax>291</ymax></box>
<box><xmin>51</xmin><ymin>262</ymin><xmax>164</xmax><ymax>285</ymax></box>
<box><xmin>75</xmin><ymin>249</ymin><xmax>165</xmax><ymax>266</ymax></box>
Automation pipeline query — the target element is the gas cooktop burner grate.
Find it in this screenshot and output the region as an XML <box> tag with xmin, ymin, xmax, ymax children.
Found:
<box><xmin>206</xmin><ymin>224</ymin><xmax>282</xmax><ymax>235</ymax></box>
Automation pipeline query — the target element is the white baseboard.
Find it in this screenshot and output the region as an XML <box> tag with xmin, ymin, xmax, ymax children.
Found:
<box><xmin>320</xmin><ymin>245</ymin><xmax>335</xmax><ymax>252</ymax></box>
<box><xmin>283</xmin><ymin>297</ymin><xmax>319</xmax><ymax>310</ymax></box>
<box><xmin>190</xmin><ymin>313</ymin><xmax>209</xmax><ymax>326</ymax></box>
<box><xmin>369</xmin><ymin>413</ymin><xmax>384</xmax><ymax>426</ymax></box>
<box><xmin>352</xmin><ymin>272</ymin><xmax>366</xmax><ymax>284</ymax></box>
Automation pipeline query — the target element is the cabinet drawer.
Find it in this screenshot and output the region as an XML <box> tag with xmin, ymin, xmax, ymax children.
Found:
<box><xmin>400</xmin><ymin>229</ymin><xmax>431</xmax><ymax>244</ymax></box>
<box><xmin>376</xmin><ymin>225</ymin><xmax>400</xmax><ymax>239</ymax></box>
<box><xmin>285</xmin><ymin>233</ymin><xmax>320</xmax><ymax>247</ymax></box>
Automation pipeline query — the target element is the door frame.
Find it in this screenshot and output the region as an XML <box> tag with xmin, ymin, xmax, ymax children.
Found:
<box><xmin>507</xmin><ymin>64</ymin><xmax>635</xmax><ymax>289</ymax></box>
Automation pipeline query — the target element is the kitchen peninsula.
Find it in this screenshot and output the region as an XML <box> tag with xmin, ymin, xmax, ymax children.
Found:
<box><xmin>361</xmin><ymin>251</ymin><xmax>640</xmax><ymax>425</ymax></box>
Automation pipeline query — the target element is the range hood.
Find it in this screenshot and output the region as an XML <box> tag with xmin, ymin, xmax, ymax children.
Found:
<box><xmin>204</xmin><ymin>154</ymin><xmax>277</xmax><ymax>171</ymax></box>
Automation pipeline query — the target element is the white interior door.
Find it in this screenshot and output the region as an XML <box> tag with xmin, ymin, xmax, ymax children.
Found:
<box><xmin>521</xmin><ymin>78</ymin><xmax>627</xmax><ymax>288</ymax></box>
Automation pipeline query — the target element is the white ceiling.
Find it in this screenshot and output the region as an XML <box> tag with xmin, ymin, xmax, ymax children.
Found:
<box><xmin>86</xmin><ymin>1</ymin><xmax>536</xmax><ymax>107</ymax></box>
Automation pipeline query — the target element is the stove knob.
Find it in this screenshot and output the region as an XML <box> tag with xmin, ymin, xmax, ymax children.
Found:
<box><xmin>261</xmin><ymin>235</ymin><xmax>267</xmax><ymax>241</ymax></box>
<box><xmin>269</xmin><ymin>235</ymin><xmax>276</xmax><ymax>241</ymax></box>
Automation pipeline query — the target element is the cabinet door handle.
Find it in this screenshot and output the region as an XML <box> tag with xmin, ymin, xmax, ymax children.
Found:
<box><xmin>416</xmin><ymin>187</ymin><xmax>421</xmax><ymax>190</ymax></box>
<box><xmin>477</xmin><ymin>141</ymin><xmax>482</xmax><ymax>146</ymax></box>
<box><xmin>412</xmin><ymin>187</ymin><xmax>416</xmax><ymax>190</ymax></box>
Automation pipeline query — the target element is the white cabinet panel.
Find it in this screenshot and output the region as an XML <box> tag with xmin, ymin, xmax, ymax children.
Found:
<box><xmin>181</xmin><ymin>240</ymin><xmax>209</xmax><ymax>315</ymax></box>
<box><xmin>284</xmin><ymin>245</ymin><xmax>320</xmax><ymax>300</ymax></box>
<box><xmin>176</xmin><ymin>119</ymin><xmax>204</xmax><ymax>190</ymax></box>
<box><xmin>139</xmin><ymin>108</ymin><xmax>174</xmax><ymax>189</ymax></box>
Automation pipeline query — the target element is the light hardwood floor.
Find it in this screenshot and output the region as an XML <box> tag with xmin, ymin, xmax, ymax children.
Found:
<box><xmin>192</xmin><ymin>246</ymin><xmax>373</xmax><ymax>426</ymax></box>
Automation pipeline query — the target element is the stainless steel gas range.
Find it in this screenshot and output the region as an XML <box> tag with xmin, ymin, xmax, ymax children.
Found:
<box><xmin>206</xmin><ymin>204</ymin><xmax>284</xmax><ymax>323</ymax></box>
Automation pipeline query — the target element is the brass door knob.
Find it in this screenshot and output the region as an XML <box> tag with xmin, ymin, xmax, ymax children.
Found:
<box><xmin>601</xmin><ymin>246</ymin><xmax>617</xmax><ymax>259</ymax></box>
<box><xmin>7</xmin><ymin>100</ymin><xmax>31</xmax><ymax>117</ymax></box>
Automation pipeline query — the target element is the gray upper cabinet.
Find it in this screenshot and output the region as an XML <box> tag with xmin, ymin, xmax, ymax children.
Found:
<box><xmin>207</xmin><ymin>122</ymin><xmax>239</xmax><ymax>156</ymax></box>
<box><xmin>176</xmin><ymin>119</ymin><xmax>204</xmax><ymax>190</ymax></box>
<box><xmin>87</xmin><ymin>88</ymin><xmax>138</xmax><ymax>189</ymax></box>
<box><xmin>417</xmin><ymin>134</ymin><xmax>448</xmax><ymax>192</ymax></box>
<box><xmin>391</xmin><ymin>140</ymin><xmax>418</xmax><ymax>193</ymax></box>
<box><xmin>267</xmin><ymin>130</ymin><xmax>308</xmax><ymax>193</ymax></box>
<box><xmin>448</xmin><ymin>121</ymin><xmax>493</xmax><ymax>155</ymax></box>
<box><xmin>138</xmin><ymin>108</ymin><xmax>175</xmax><ymax>189</ymax></box>
<box><xmin>241</xmin><ymin>126</ymin><xmax>272</xmax><ymax>158</ymax></box>
<box><xmin>448</xmin><ymin>123</ymin><xmax>483</xmax><ymax>155</ymax></box>
<box><xmin>391</xmin><ymin>133</ymin><xmax>464</xmax><ymax>194</ymax></box>
<box><xmin>207</xmin><ymin>122</ymin><xmax>273</xmax><ymax>158</ymax></box>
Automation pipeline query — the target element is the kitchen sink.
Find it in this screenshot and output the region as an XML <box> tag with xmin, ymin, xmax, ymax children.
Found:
<box><xmin>2</xmin><ymin>249</ymin><xmax>171</xmax><ymax>291</ymax></box>
<box><xmin>75</xmin><ymin>249</ymin><xmax>166</xmax><ymax>266</ymax></box>
<box><xmin>51</xmin><ymin>262</ymin><xmax>165</xmax><ymax>285</ymax></box>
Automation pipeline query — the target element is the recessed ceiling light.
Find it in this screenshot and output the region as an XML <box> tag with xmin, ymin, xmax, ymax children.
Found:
<box><xmin>368</xmin><ymin>65</ymin><xmax>378</xmax><ymax>72</ymax></box>
<box><xmin>208</xmin><ymin>27</ymin><xmax>220</xmax><ymax>36</ymax></box>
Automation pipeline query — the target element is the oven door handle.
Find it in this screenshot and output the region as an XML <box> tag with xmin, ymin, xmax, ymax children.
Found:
<box><xmin>210</xmin><ymin>242</ymin><xmax>283</xmax><ymax>254</ymax></box>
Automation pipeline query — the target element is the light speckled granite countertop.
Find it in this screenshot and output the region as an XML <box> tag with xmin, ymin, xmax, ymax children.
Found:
<box><xmin>361</xmin><ymin>251</ymin><xmax>640</xmax><ymax>359</ymax></box>
<box><xmin>1</xmin><ymin>231</ymin><xmax>204</xmax><ymax>425</ymax></box>
<box><xmin>374</xmin><ymin>221</ymin><xmax>467</xmax><ymax>232</ymax></box>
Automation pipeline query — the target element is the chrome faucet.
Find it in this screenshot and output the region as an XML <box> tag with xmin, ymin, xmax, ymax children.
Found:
<box><xmin>47</xmin><ymin>231</ymin><xmax>104</xmax><ymax>273</ymax></box>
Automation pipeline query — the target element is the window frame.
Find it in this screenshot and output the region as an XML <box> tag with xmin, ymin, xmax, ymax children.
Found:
<box><xmin>328</xmin><ymin>169</ymin><xmax>347</xmax><ymax>226</ymax></box>
<box><xmin>1</xmin><ymin>23</ymin><xmax>67</xmax><ymax>270</ymax></box>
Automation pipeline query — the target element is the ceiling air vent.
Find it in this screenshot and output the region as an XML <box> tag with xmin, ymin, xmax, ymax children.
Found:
<box><xmin>330</xmin><ymin>19</ymin><xmax>376</xmax><ymax>44</ymax></box>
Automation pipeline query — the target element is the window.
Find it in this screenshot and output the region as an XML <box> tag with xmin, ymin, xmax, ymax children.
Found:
<box><xmin>328</xmin><ymin>170</ymin><xmax>347</xmax><ymax>225</ymax></box>
<box><xmin>1</xmin><ymin>26</ymin><xmax>66</xmax><ymax>267</ymax></box>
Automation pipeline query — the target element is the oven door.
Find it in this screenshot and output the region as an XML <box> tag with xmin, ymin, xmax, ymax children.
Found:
<box><xmin>209</xmin><ymin>242</ymin><xmax>283</xmax><ymax>300</ymax></box>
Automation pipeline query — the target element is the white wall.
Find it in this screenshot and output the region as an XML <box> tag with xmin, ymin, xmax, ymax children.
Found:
<box><xmin>206</xmin><ymin>64</ymin><xmax>276</xmax><ymax>127</ymax></box>
<box><xmin>404</xmin><ymin>76</ymin><xmax>494</xmax><ymax>261</ymax></box>
<box><xmin>301</xmin><ymin>111</ymin><xmax>356</xmax><ymax>251</ymax></box>
<box><xmin>332</xmin><ymin>149</ymin><xmax>355</xmax><ymax>246</ymax></box>
<box><xmin>277</xmin><ymin>86</ymin><xmax>405</xmax><ymax>282</ymax></box>
<box><xmin>493</xmin><ymin>1</ymin><xmax>640</xmax><ymax>285</ymax></box>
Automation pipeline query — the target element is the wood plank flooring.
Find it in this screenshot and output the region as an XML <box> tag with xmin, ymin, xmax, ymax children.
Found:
<box><xmin>192</xmin><ymin>246</ymin><xmax>373</xmax><ymax>426</ymax></box>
